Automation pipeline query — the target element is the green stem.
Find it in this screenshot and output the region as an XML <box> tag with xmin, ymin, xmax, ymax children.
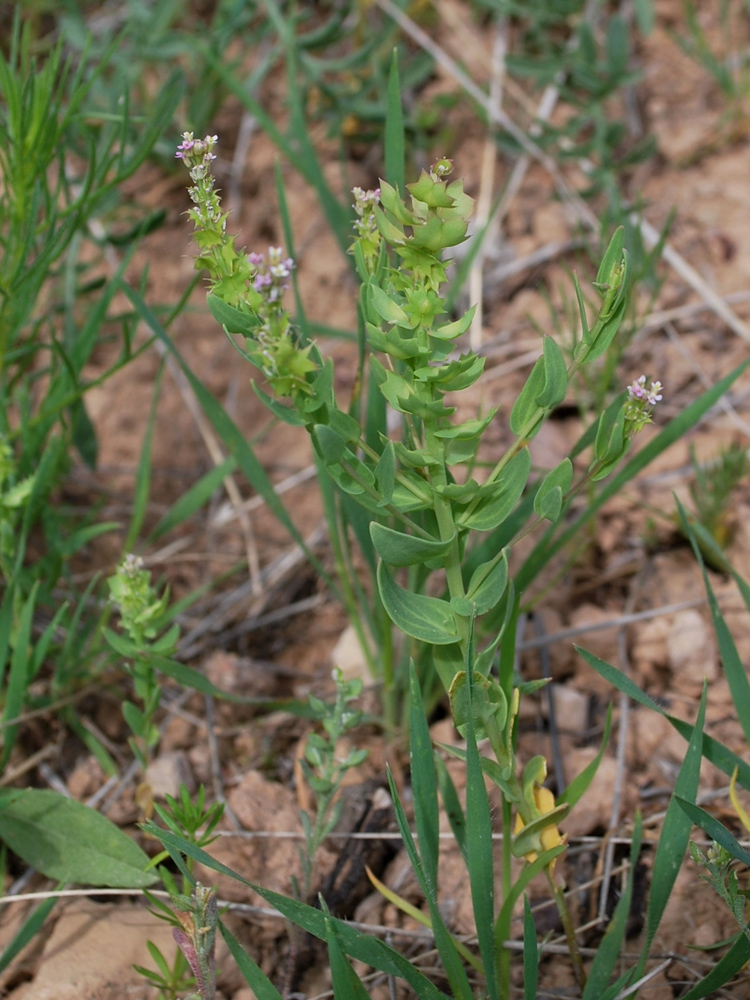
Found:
<box><xmin>547</xmin><ymin>872</ymin><xmax>587</xmax><ymax>990</ymax></box>
<box><xmin>338</xmin><ymin>458</ymin><xmax>434</xmax><ymax>539</ymax></box>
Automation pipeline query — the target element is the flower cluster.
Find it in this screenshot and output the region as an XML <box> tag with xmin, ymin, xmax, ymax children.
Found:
<box><xmin>108</xmin><ymin>554</ymin><xmax>167</xmax><ymax>644</ymax></box>
<box><xmin>248</xmin><ymin>246</ymin><xmax>295</xmax><ymax>305</ymax></box>
<box><xmin>172</xmin><ymin>884</ymin><xmax>217</xmax><ymax>1000</ymax></box>
<box><xmin>176</xmin><ymin>133</ymin><xmax>224</xmax><ymax>232</ymax></box>
<box><xmin>351</xmin><ymin>186</ymin><xmax>381</xmax><ymax>266</ymax></box>
<box><xmin>624</xmin><ymin>374</ymin><xmax>664</xmax><ymax>434</ymax></box>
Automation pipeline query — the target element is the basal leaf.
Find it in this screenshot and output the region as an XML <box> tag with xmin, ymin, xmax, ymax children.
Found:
<box><xmin>0</xmin><ymin>789</ymin><xmax>156</xmax><ymax>888</ymax></box>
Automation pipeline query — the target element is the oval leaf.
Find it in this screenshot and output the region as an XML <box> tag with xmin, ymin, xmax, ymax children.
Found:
<box><xmin>377</xmin><ymin>562</ymin><xmax>458</xmax><ymax>644</ymax></box>
<box><xmin>370</xmin><ymin>523</ymin><xmax>453</xmax><ymax>567</ymax></box>
<box><xmin>0</xmin><ymin>789</ymin><xmax>156</xmax><ymax>888</ymax></box>
<box><xmin>458</xmin><ymin>449</ymin><xmax>531</xmax><ymax>532</ymax></box>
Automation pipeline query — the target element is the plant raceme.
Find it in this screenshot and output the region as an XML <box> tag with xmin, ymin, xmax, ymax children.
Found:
<box><xmin>176</xmin><ymin>131</ymin><xmax>663</xmax><ymax>991</ymax></box>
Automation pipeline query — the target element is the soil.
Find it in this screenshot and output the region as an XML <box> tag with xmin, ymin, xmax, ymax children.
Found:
<box><xmin>3</xmin><ymin>2</ymin><xmax>750</xmax><ymax>998</ymax></box>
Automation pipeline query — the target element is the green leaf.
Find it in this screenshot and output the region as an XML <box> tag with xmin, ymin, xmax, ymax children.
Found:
<box><xmin>370</xmin><ymin>522</ymin><xmax>453</xmax><ymax>567</ymax></box>
<box><xmin>463</xmin><ymin>550</ymin><xmax>508</xmax><ymax>616</ymax></box>
<box><xmin>207</xmin><ymin>294</ymin><xmax>260</xmax><ymax>336</ymax></box>
<box><xmin>314</xmin><ymin>425</ymin><xmax>347</xmax><ymax>464</ymax></box>
<box><xmin>0</xmin><ymin>894</ymin><xmax>58</xmax><ymax>974</ymax></box>
<box><xmin>409</xmin><ymin>665</ymin><xmax>439</xmax><ymax>894</ymax></box>
<box><xmin>558</xmin><ymin>704</ymin><xmax>612</xmax><ymax>809</ymax></box>
<box><xmin>582</xmin><ymin>812</ymin><xmax>643</xmax><ymax>1000</ymax></box>
<box><xmin>534</xmin><ymin>458</ymin><xmax>573</xmax><ymax>523</ymax></box>
<box><xmin>369</xmin><ymin>284</ymin><xmax>408</xmax><ymax>326</ymax></box>
<box><xmin>430</xmin><ymin>305</ymin><xmax>477</xmax><ymax>341</ymax></box>
<box><xmin>458</xmin><ymin>449</ymin><xmax>530</xmax><ymax>532</ymax></box>
<box><xmin>510</xmin><ymin>358</ymin><xmax>546</xmax><ymax>438</ymax></box>
<box><xmin>327</xmin><ymin>916</ymin><xmax>373</xmax><ymax>1000</ymax></box>
<box><xmin>375</xmin><ymin>442</ymin><xmax>396</xmax><ymax>505</ymax></box>
<box><xmin>464</xmin><ymin>648</ymin><xmax>499</xmax><ymax>1000</ymax></box>
<box><xmin>153</xmin><ymin>456</ymin><xmax>237</xmax><ymax>538</ymax></box>
<box><xmin>436</xmin><ymin>754</ymin><xmax>467</xmax><ymax>864</ymax></box>
<box><xmin>220</xmin><ymin>922</ymin><xmax>285</xmax><ymax>1000</ymax></box>
<box><xmin>535</xmin><ymin>337</ymin><xmax>568</xmax><ymax>410</ymax></box>
<box><xmin>523</xmin><ymin>897</ymin><xmax>538</xmax><ymax>1000</ymax></box>
<box><xmin>678</xmin><ymin>503</ymin><xmax>750</xmax><ymax>747</ymax></box>
<box><xmin>576</xmin><ymin>646</ymin><xmax>750</xmax><ymax>788</ymax></box>
<box><xmin>636</xmin><ymin>684</ymin><xmax>708</xmax><ymax>979</ymax></box>
<box><xmin>384</xmin><ymin>50</ymin><xmax>405</xmax><ymax>194</ymax></box>
<box><xmin>675</xmin><ymin>797</ymin><xmax>750</xmax><ymax>866</ymax></box>
<box><xmin>386</xmin><ymin>769</ymin><xmax>475</xmax><ymax>1000</ymax></box>
<box><xmin>1</xmin><ymin>582</ymin><xmax>39</xmax><ymax>771</ymax></box>
<box><xmin>679</xmin><ymin>932</ymin><xmax>750</xmax><ymax>1000</ymax></box>
<box><xmin>0</xmin><ymin>790</ymin><xmax>156</xmax><ymax>887</ymax></box>
<box><xmin>377</xmin><ymin>562</ymin><xmax>458</xmax><ymax>644</ymax></box>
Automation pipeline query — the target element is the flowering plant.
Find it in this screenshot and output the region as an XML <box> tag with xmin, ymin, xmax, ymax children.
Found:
<box><xmin>165</xmin><ymin>129</ymin><xmax>668</xmax><ymax>997</ymax></box>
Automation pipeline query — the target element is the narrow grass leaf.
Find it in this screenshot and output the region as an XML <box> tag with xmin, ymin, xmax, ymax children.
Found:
<box><xmin>523</xmin><ymin>897</ymin><xmax>538</xmax><ymax>1000</ymax></box>
<box><xmin>153</xmin><ymin>456</ymin><xmax>237</xmax><ymax>538</ymax></box>
<box><xmin>0</xmin><ymin>789</ymin><xmax>156</xmax><ymax>887</ymax></box>
<box><xmin>678</xmin><ymin>502</ymin><xmax>750</xmax><ymax>747</ymax></box>
<box><xmin>637</xmin><ymin>684</ymin><xmax>708</xmax><ymax>978</ymax></box>
<box><xmin>0</xmin><ymin>582</ymin><xmax>38</xmax><ymax>771</ymax></box>
<box><xmin>118</xmin><ymin>281</ymin><xmax>335</xmax><ymax>591</ymax></box>
<box><xmin>220</xmin><ymin>921</ymin><xmax>285</xmax><ymax>1000</ymax></box>
<box><xmin>464</xmin><ymin>636</ymin><xmax>498</xmax><ymax>1000</ymax></box>
<box><xmin>386</xmin><ymin>767</ymin><xmax>474</xmax><ymax>1000</ymax></box>
<box><xmin>558</xmin><ymin>703</ymin><xmax>612</xmax><ymax>808</ymax></box>
<box><xmin>385</xmin><ymin>50</ymin><xmax>405</xmax><ymax>193</ymax></box>
<box><xmin>409</xmin><ymin>663</ymin><xmax>439</xmax><ymax>892</ymax></box>
<box><xmin>326</xmin><ymin>916</ymin><xmax>373</xmax><ymax>1000</ymax></box>
<box><xmin>674</xmin><ymin>797</ymin><xmax>750</xmax><ymax>865</ymax></box>
<box><xmin>576</xmin><ymin>647</ymin><xmax>750</xmax><ymax>788</ymax></box>
<box><xmin>0</xmin><ymin>895</ymin><xmax>58</xmax><ymax>974</ymax></box>
<box><xmin>679</xmin><ymin>932</ymin><xmax>750</xmax><ymax>1000</ymax></box>
<box><xmin>582</xmin><ymin>812</ymin><xmax>643</xmax><ymax>1000</ymax></box>
<box><xmin>125</xmin><ymin>358</ymin><xmax>164</xmax><ymax>550</ymax></box>
<box><xmin>494</xmin><ymin>844</ymin><xmax>567</xmax><ymax>950</ymax></box>
<box><xmin>436</xmin><ymin>755</ymin><xmax>467</xmax><ymax>864</ymax></box>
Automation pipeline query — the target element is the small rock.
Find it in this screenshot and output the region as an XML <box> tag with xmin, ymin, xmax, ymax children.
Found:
<box><xmin>145</xmin><ymin>751</ymin><xmax>195</xmax><ymax>800</ymax></box>
<box><xmin>161</xmin><ymin>714</ymin><xmax>195</xmax><ymax>751</ymax></box>
<box><xmin>548</xmin><ymin>685</ymin><xmax>589</xmax><ymax>734</ymax></box>
<box><xmin>667</xmin><ymin>609</ymin><xmax>717</xmax><ymax>687</ymax></box>
<box><xmin>562</xmin><ymin>750</ymin><xmax>622</xmax><ymax>837</ymax></box>
<box><xmin>66</xmin><ymin>756</ymin><xmax>105</xmax><ymax>800</ymax></box>
<box><xmin>331</xmin><ymin>624</ymin><xmax>376</xmax><ymax>686</ymax></box>
<box><xmin>5</xmin><ymin>899</ymin><xmax>175</xmax><ymax>1000</ymax></box>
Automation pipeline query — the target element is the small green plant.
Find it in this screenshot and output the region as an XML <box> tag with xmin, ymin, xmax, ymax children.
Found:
<box><xmin>686</xmin><ymin>441</ymin><xmax>748</xmax><ymax>549</ymax></box>
<box><xmin>136</xmin><ymin>789</ymin><xmax>224</xmax><ymax>1000</ymax></box>
<box><xmin>297</xmin><ymin>668</ymin><xmax>369</xmax><ymax>900</ymax></box>
<box><xmin>105</xmin><ymin>555</ymin><xmax>179</xmax><ymax>811</ymax></box>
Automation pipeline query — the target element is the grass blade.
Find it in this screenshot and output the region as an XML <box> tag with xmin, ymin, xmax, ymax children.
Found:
<box><xmin>152</xmin><ymin>456</ymin><xmax>237</xmax><ymax>538</ymax></box>
<box><xmin>581</xmin><ymin>812</ymin><xmax>643</xmax><ymax>999</ymax></box>
<box><xmin>125</xmin><ymin>357</ymin><xmax>164</xmax><ymax>551</ymax></box>
<box><xmin>219</xmin><ymin>921</ymin><xmax>284</xmax><ymax>1000</ymax></box>
<box><xmin>385</xmin><ymin>49</ymin><xmax>405</xmax><ymax>192</ymax></box>
<box><xmin>577</xmin><ymin>647</ymin><xmax>750</xmax><ymax>788</ymax></box>
<box><xmin>523</xmin><ymin>896</ymin><xmax>538</xmax><ymax>1000</ymax></box>
<box><xmin>409</xmin><ymin>663</ymin><xmax>439</xmax><ymax>892</ymax></box>
<box><xmin>464</xmin><ymin>636</ymin><xmax>498</xmax><ymax>1000</ymax></box>
<box><xmin>636</xmin><ymin>684</ymin><xmax>708</xmax><ymax>978</ymax></box>
<box><xmin>678</xmin><ymin>501</ymin><xmax>750</xmax><ymax>747</ymax></box>
<box><xmin>679</xmin><ymin>932</ymin><xmax>750</xmax><ymax>1000</ymax></box>
<box><xmin>674</xmin><ymin>796</ymin><xmax>750</xmax><ymax>865</ymax></box>
<box><xmin>0</xmin><ymin>894</ymin><xmax>58</xmax><ymax>974</ymax></box>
